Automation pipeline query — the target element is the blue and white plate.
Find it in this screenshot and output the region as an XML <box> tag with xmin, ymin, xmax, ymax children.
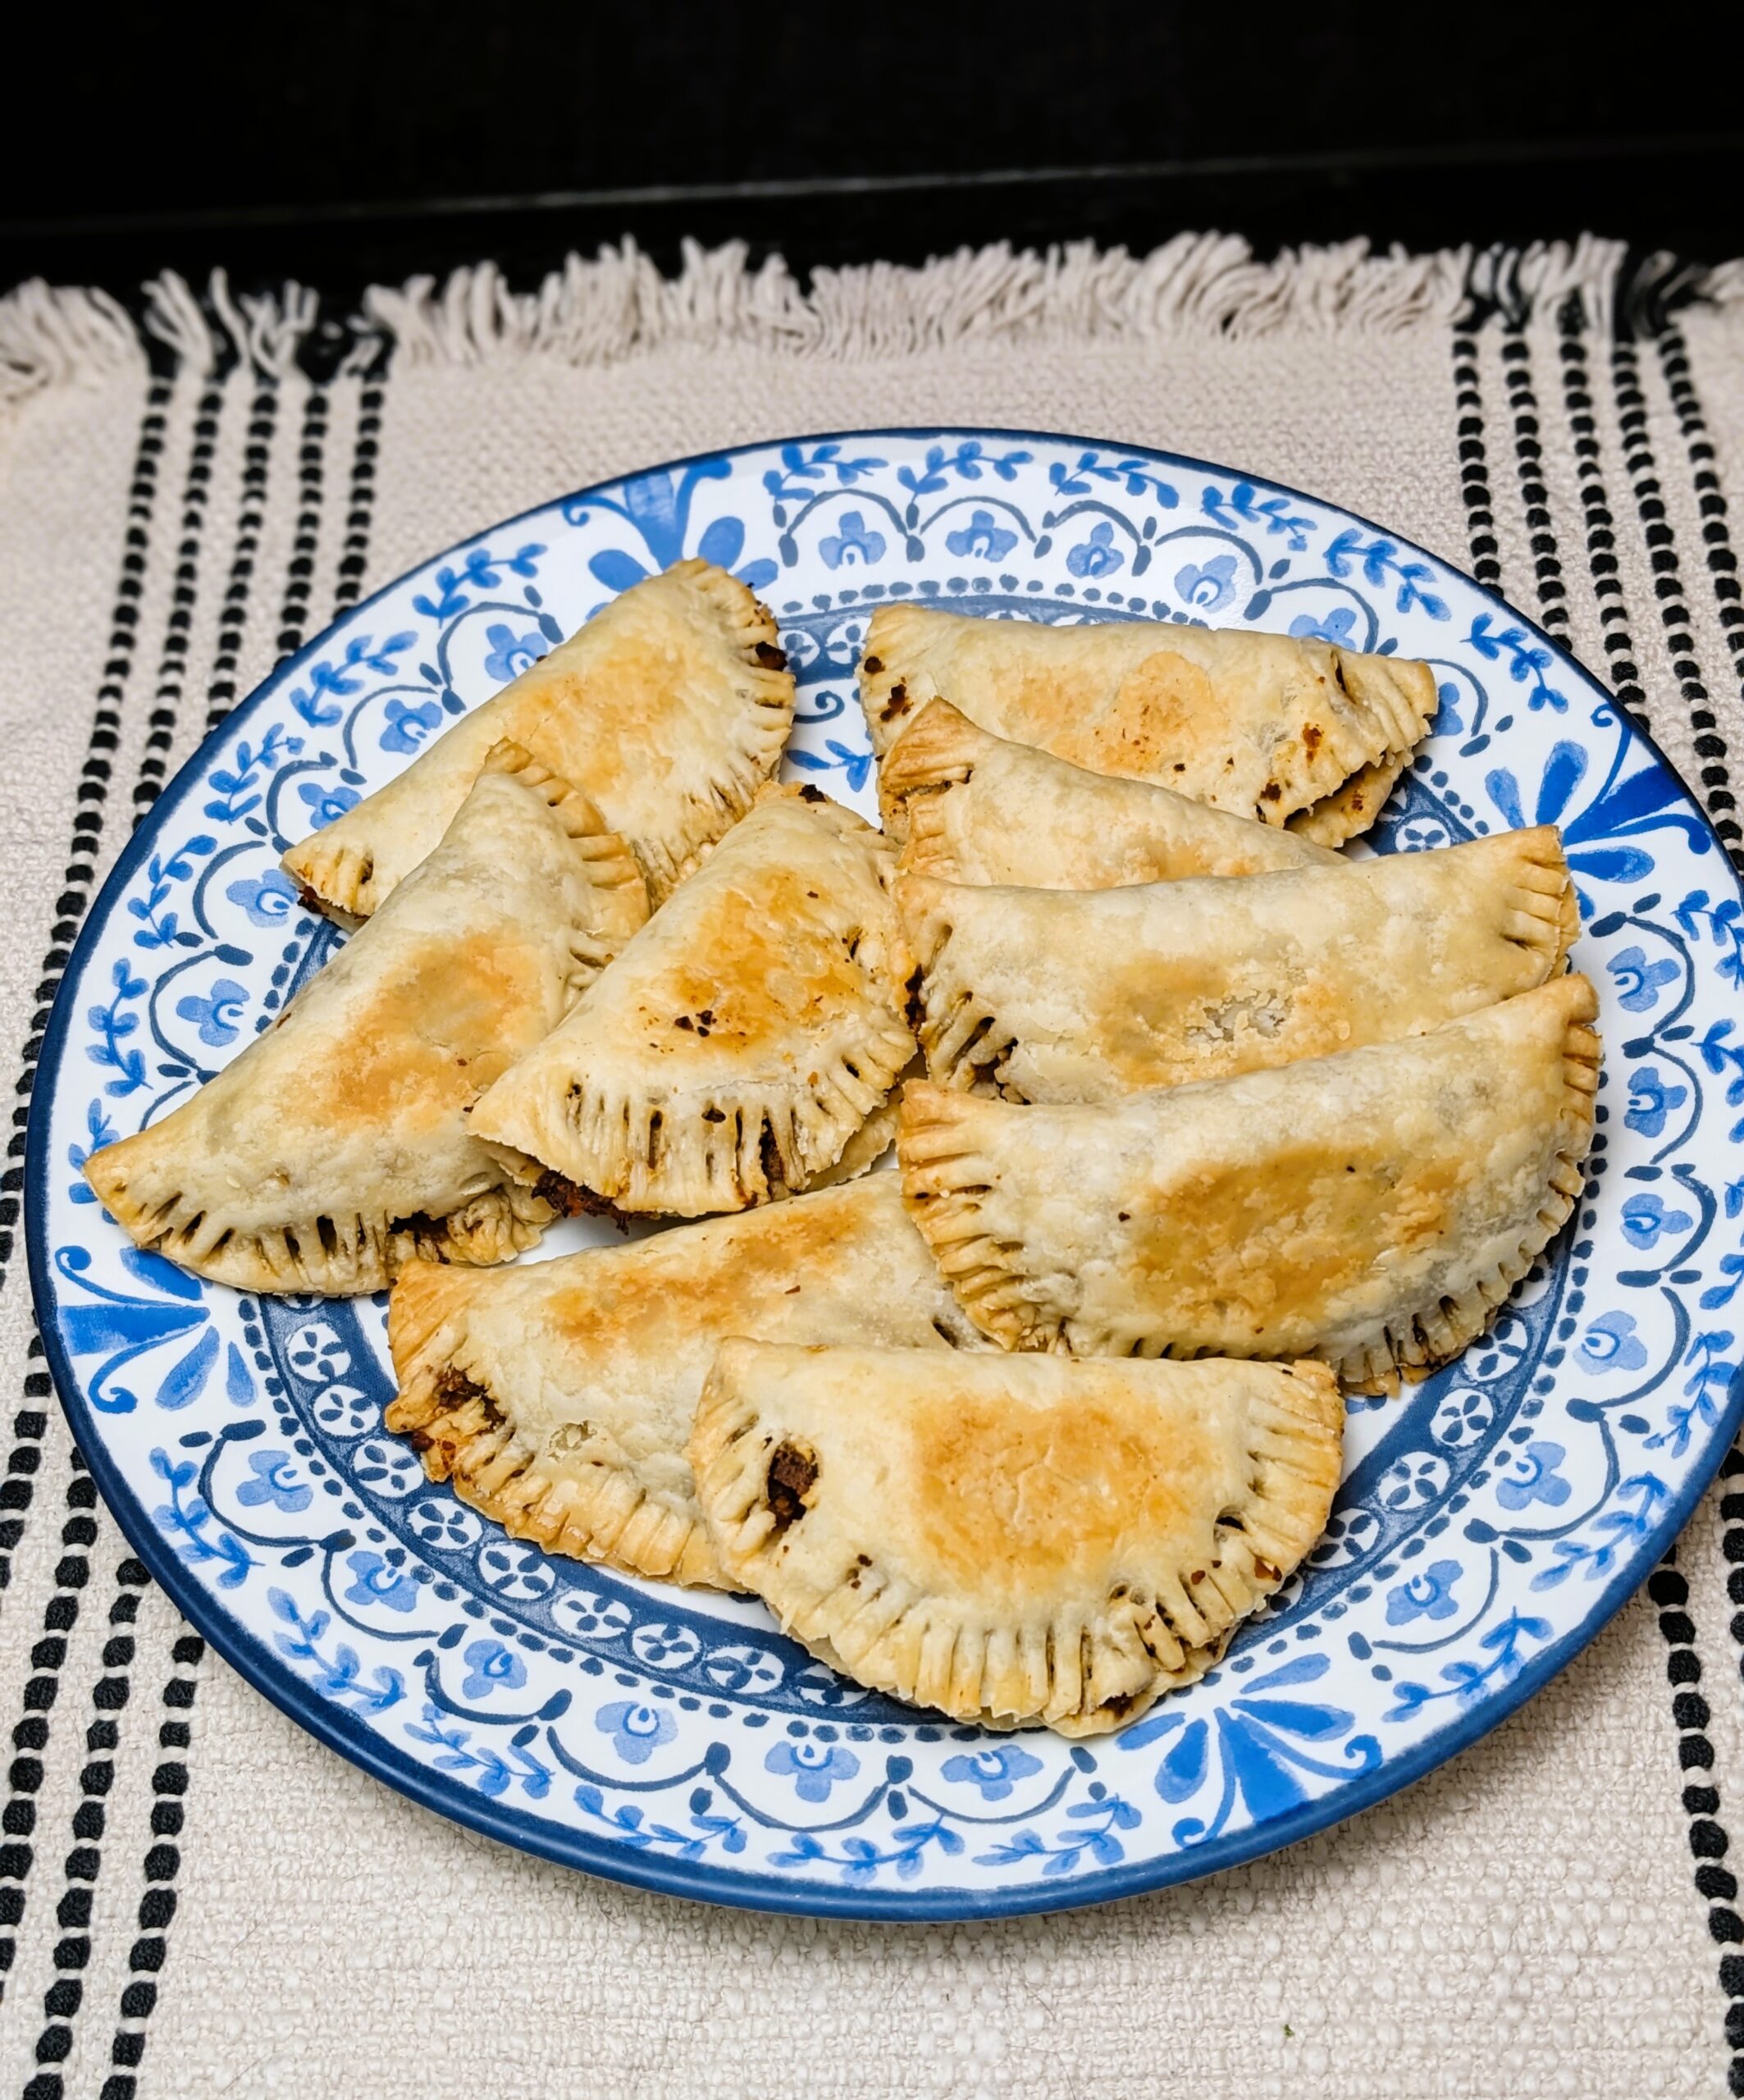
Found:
<box><xmin>28</xmin><ymin>430</ymin><xmax>1744</xmax><ymax>1918</ymax></box>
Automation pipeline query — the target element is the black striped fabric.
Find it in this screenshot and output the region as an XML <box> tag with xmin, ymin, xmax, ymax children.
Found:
<box><xmin>0</xmin><ymin>281</ymin><xmax>345</xmax><ymax>2091</ymax></box>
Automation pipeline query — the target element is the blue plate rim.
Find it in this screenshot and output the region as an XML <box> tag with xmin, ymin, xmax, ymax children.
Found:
<box><xmin>26</xmin><ymin>423</ymin><xmax>1744</xmax><ymax>1921</ymax></box>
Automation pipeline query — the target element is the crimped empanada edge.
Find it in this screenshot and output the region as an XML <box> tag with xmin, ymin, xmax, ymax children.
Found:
<box><xmin>896</xmin><ymin>1082</ymin><xmax>1049</xmax><ymax>1349</ymax></box>
<box><xmin>1481</xmin><ymin>822</ymin><xmax>1582</xmax><ymax>971</ymax></box>
<box><xmin>1336</xmin><ymin>995</ymin><xmax>1601</xmax><ymax>1394</ymax></box>
<box><xmin>895</xmin><ymin>875</ymin><xmax>1021</xmax><ymax>1098</ymax></box>
<box><xmin>384</xmin><ymin>1260</ymin><xmax>733</xmax><ymax>1588</ymax></box>
<box><xmin>477</xmin><ymin>737</ymin><xmax>652</xmax><ymax>943</ymax></box>
<box><xmin>689</xmin><ymin>1351</ymin><xmax>1343</xmax><ymax>1735</ymax></box>
<box><xmin>876</xmin><ymin>696</ymin><xmax>993</xmax><ymax>847</ymax></box>
<box><xmin>628</xmin><ymin>560</ymin><xmax>798</xmax><ymax>902</ymax></box>
<box><xmin>856</xmin><ymin>604</ymin><xmax>939</xmax><ymax>757</ymax></box>
<box><xmin>79</xmin><ymin>1151</ymin><xmax>555</xmax><ymax>1297</ymax></box>
<box><xmin>1290</xmin><ymin>656</ymin><xmax>1436</xmax><ymax>843</ymax></box>
<box><xmin>1288</xmin><ymin>750</ymin><xmax>1409</xmax><ymax>847</ymax></box>
<box><xmin>474</xmin><ymin>1012</ymin><xmax>918</xmax><ymax>1218</ymax></box>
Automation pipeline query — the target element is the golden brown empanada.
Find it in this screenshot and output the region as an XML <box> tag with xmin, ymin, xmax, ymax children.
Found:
<box><xmin>284</xmin><ymin>559</ymin><xmax>793</xmax><ymax>915</ymax></box>
<box><xmin>858</xmin><ymin>605</ymin><xmax>1436</xmax><ymax>842</ymax></box>
<box><xmin>692</xmin><ymin>1340</ymin><xmax>1343</xmax><ymax>1735</ymax></box>
<box><xmin>84</xmin><ymin>742</ymin><xmax>647</xmax><ymax>1294</ymax></box>
<box><xmin>899</xmin><ymin>974</ymin><xmax>1600</xmax><ymax>1393</ymax></box>
<box><xmin>901</xmin><ymin>827</ymin><xmax>1577</xmax><ymax>1102</ymax></box>
<box><xmin>881</xmin><ymin>698</ymin><xmax>1340</xmax><ymax>884</ymax></box>
<box><xmin>386</xmin><ymin>1176</ymin><xmax>982</xmax><ymax>1590</ymax></box>
<box><xmin>468</xmin><ymin>784</ymin><xmax>915</xmax><ymax>1217</ymax></box>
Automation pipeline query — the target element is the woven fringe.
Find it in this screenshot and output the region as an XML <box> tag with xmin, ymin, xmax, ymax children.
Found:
<box><xmin>0</xmin><ymin>269</ymin><xmax>322</xmax><ymax>413</ymax></box>
<box><xmin>364</xmin><ymin>233</ymin><xmax>1481</xmax><ymax>367</ymax></box>
<box><xmin>2</xmin><ymin>234</ymin><xmax>1741</xmax><ymax>405</ymax></box>
<box><xmin>208</xmin><ymin>269</ymin><xmax>321</xmax><ymax>381</ymax></box>
<box><xmin>0</xmin><ymin>281</ymin><xmax>144</xmax><ymax>407</ymax></box>
<box><xmin>1465</xmin><ymin>233</ymin><xmax>1629</xmax><ymax>331</ymax></box>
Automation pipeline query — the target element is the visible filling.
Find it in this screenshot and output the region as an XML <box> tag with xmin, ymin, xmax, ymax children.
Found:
<box><xmin>753</xmin><ymin>641</ymin><xmax>788</xmax><ymax>671</ymax></box>
<box><xmin>765</xmin><ymin>1439</ymin><xmax>819</xmax><ymax>1533</ymax></box>
<box><xmin>879</xmin><ymin>680</ymin><xmax>911</xmax><ymax>724</ymax></box>
<box><xmin>904</xmin><ymin>966</ymin><xmax>926</xmax><ymax>1034</ymax></box>
<box><xmin>759</xmin><ymin>1121</ymin><xmax>786</xmax><ymax>1194</ymax></box>
<box><xmin>412</xmin><ymin>1367</ymin><xmax>504</xmax><ymax>1449</ymax></box>
<box><xmin>532</xmin><ymin>1170</ymin><xmax>632</xmax><ymax>1233</ymax></box>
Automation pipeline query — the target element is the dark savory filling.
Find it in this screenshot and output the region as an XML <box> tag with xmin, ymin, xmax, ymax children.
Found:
<box><xmin>532</xmin><ymin>1171</ymin><xmax>632</xmax><ymax>1232</ymax></box>
<box><xmin>765</xmin><ymin>1440</ymin><xmax>819</xmax><ymax>1533</ymax></box>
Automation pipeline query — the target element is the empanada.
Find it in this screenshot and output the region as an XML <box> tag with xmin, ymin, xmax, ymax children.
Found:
<box><xmin>881</xmin><ymin>698</ymin><xmax>1339</xmax><ymax>885</ymax></box>
<box><xmin>469</xmin><ymin>785</ymin><xmax>915</xmax><ymax>1216</ymax></box>
<box><xmin>284</xmin><ymin>559</ymin><xmax>793</xmax><ymax>915</ymax></box>
<box><xmin>84</xmin><ymin>742</ymin><xmax>647</xmax><ymax>1294</ymax></box>
<box><xmin>692</xmin><ymin>1340</ymin><xmax>1343</xmax><ymax>1735</ymax></box>
<box><xmin>899</xmin><ymin>974</ymin><xmax>1600</xmax><ymax>1392</ymax></box>
<box><xmin>386</xmin><ymin>1176</ymin><xmax>982</xmax><ymax>1590</ymax></box>
<box><xmin>858</xmin><ymin>605</ymin><xmax>1436</xmax><ymax>842</ymax></box>
<box><xmin>902</xmin><ymin>827</ymin><xmax>1577</xmax><ymax>1102</ymax></box>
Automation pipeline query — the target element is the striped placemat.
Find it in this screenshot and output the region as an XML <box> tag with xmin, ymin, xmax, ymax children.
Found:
<box><xmin>0</xmin><ymin>231</ymin><xmax>1738</xmax><ymax>2098</ymax></box>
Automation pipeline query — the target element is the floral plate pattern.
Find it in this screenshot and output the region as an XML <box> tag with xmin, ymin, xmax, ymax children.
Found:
<box><xmin>27</xmin><ymin>429</ymin><xmax>1744</xmax><ymax>1919</ymax></box>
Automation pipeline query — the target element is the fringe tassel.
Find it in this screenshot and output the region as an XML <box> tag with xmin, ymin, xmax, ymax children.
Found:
<box><xmin>0</xmin><ymin>281</ymin><xmax>144</xmax><ymax>407</ymax></box>
<box><xmin>1464</xmin><ymin>234</ymin><xmax>1629</xmax><ymax>331</ymax></box>
<box><xmin>208</xmin><ymin>269</ymin><xmax>321</xmax><ymax>381</ymax></box>
<box><xmin>2</xmin><ymin>234</ymin><xmax>1741</xmax><ymax>408</ymax></box>
<box><xmin>366</xmin><ymin>231</ymin><xmax>1485</xmax><ymax>367</ymax></box>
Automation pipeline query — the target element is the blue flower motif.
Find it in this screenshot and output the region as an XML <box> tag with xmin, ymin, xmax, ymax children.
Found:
<box><xmin>297</xmin><ymin>782</ymin><xmax>359</xmax><ymax>828</ymax></box>
<box><xmin>1385</xmin><ymin>1559</ymin><xmax>1463</xmax><ymax>1625</ymax></box>
<box><xmin>1066</xmin><ymin>521</ymin><xmax>1124</xmax><ymax>579</ymax></box>
<box><xmin>1607</xmin><ymin>944</ymin><xmax>1679</xmax><ymax>1014</ymax></box>
<box><xmin>943</xmin><ymin>509</ymin><xmax>1018</xmax><ymax>561</ymax></box>
<box><xmin>234</xmin><ymin>1449</ymin><xmax>311</xmax><ymax>1514</ymax></box>
<box><xmin>1119</xmin><ymin>1653</ymin><xmax>1379</xmax><ymax>1830</ymax></box>
<box><xmin>596</xmin><ymin>1699</ymin><xmax>677</xmax><ymax>1766</ymax></box>
<box><xmin>174</xmin><ymin>976</ymin><xmax>248</xmax><ymax>1048</ymax></box>
<box><xmin>342</xmin><ymin>1550</ymin><xmax>421</xmax><ymax>1614</ymax></box>
<box><xmin>482</xmin><ymin>623</ymin><xmax>550</xmax><ymax>685</ymax></box>
<box><xmin>764</xmin><ymin>1737</ymin><xmax>861</xmax><ymax>1804</ymax></box>
<box><xmin>1578</xmin><ymin>1310</ymin><xmax>1650</xmax><ymax>1375</ymax></box>
<box><xmin>460</xmin><ymin>1638</ymin><xmax>527</xmax><ymax>1702</ymax></box>
<box><xmin>1175</xmin><ymin>554</ymin><xmax>1237</xmax><ymax>610</ymax></box>
<box><xmin>379</xmin><ymin>697</ymin><xmax>445</xmax><ymax>756</ymax></box>
<box><xmin>1287</xmin><ymin>607</ymin><xmax>1360</xmax><ymax>647</ymax></box>
<box><xmin>817</xmin><ymin>511</ymin><xmax>887</xmax><ymax>570</ymax></box>
<box><xmin>225</xmin><ymin>869</ymin><xmax>299</xmax><ymax>928</ymax></box>
<box><xmin>582</xmin><ymin>473</ymin><xmax>778</xmax><ymax>596</ymax></box>
<box><xmin>1620</xmin><ymin>1192</ymin><xmax>1694</xmax><ymax>1249</ymax></box>
<box><xmin>940</xmin><ymin>1744</ymin><xmax>1043</xmax><ymax>1801</ymax></box>
<box><xmin>1496</xmin><ymin>1440</ymin><xmax>1572</xmax><ymax>1511</ymax></box>
<box><xmin>1626</xmin><ymin>1066</ymin><xmax>1687</xmax><ymax>1139</ymax></box>
<box><xmin>1484</xmin><ymin>738</ymin><xmax>1701</xmax><ymax>892</ymax></box>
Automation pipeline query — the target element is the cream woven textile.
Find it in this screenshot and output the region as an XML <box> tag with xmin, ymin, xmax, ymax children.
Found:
<box><xmin>0</xmin><ymin>232</ymin><xmax>1739</xmax><ymax>2098</ymax></box>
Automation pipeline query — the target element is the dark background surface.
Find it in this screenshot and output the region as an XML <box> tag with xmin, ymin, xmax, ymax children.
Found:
<box><xmin>6</xmin><ymin>7</ymin><xmax>1744</xmax><ymax>304</ymax></box>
